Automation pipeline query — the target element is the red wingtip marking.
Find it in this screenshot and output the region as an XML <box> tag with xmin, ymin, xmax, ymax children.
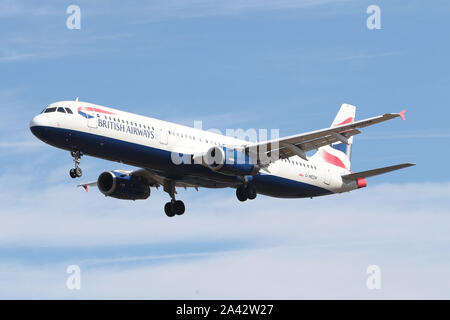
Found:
<box><xmin>398</xmin><ymin>110</ymin><xmax>406</xmax><ymax>121</ymax></box>
<box><xmin>82</xmin><ymin>185</ymin><xmax>88</xmax><ymax>192</ymax></box>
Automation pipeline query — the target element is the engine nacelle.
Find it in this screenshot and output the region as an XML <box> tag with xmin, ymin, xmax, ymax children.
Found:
<box><xmin>193</xmin><ymin>146</ymin><xmax>259</xmax><ymax>176</ymax></box>
<box><xmin>97</xmin><ymin>171</ymin><xmax>150</xmax><ymax>200</ymax></box>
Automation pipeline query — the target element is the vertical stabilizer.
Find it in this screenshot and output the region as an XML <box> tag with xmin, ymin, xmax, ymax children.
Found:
<box><xmin>312</xmin><ymin>103</ymin><xmax>356</xmax><ymax>170</ymax></box>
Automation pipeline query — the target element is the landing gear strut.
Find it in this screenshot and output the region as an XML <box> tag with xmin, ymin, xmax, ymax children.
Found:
<box><xmin>69</xmin><ymin>151</ymin><xmax>83</xmax><ymax>178</ymax></box>
<box><xmin>163</xmin><ymin>180</ymin><xmax>185</xmax><ymax>217</ymax></box>
<box><xmin>236</xmin><ymin>183</ymin><xmax>257</xmax><ymax>202</ymax></box>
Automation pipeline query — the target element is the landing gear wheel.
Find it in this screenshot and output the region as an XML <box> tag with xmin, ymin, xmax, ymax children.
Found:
<box><xmin>246</xmin><ymin>185</ymin><xmax>257</xmax><ymax>200</ymax></box>
<box><xmin>173</xmin><ymin>200</ymin><xmax>185</xmax><ymax>215</ymax></box>
<box><xmin>236</xmin><ymin>187</ymin><xmax>247</xmax><ymax>202</ymax></box>
<box><xmin>74</xmin><ymin>167</ymin><xmax>82</xmax><ymax>177</ymax></box>
<box><xmin>162</xmin><ymin>180</ymin><xmax>185</xmax><ymax>217</ymax></box>
<box><xmin>164</xmin><ymin>202</ymin><xmax>175</xmax><ymax>217</ymax></box>
<box><xmin>69</xmin><ymin>169</ymin><xmax>77</xmax><ymax>179</ymax></box>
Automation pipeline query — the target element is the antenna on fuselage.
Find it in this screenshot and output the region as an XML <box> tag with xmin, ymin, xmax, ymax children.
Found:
<box><xmin>75</xmin><ymin>97</ymin><xmax>79</xmax><ymax>102</ymax></box>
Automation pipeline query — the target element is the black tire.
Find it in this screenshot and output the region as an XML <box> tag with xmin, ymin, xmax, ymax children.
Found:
<box><xmin>69</xmin><ymin>169</ymin><xmax>77</xmax><ymax>179</ymax></box>
<box><xmin>246</xmin><ymin>185</ymin><xmax>257</xmax><ymax>200</ymax></box>
<box><xmin>164</xmin><ymin>202</ymin><xmax>175</xmax><ymax>217</ymax></box>
<box><xmin>75</xmin><ymin>167</ymin><xmax>82</xmax><ymax>177</ymax></box>
<box><xmin>236</xmin><ymin>187</ymin><xmax>247</xmax><ymax>202</ymax></box>
<box><xmin>173</xmin><ymin>200</ymin><xmax>185</xmax><ymax>215</ymax></box>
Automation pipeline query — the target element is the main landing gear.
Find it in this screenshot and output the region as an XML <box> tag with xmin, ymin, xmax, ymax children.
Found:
<box><xmin>164</xmin><ymin>200</ymin><xmax>185</xmax><ymax>217</ymax></box>
<box><xmin>236</xmin><ymin>183</ymin><xmax>257</xmax><ymax>202</ymax></box>
<box><xmin>163</xmin><ymin>180</ymin><xmax>185</xmax><ymax>217</ymax></box>
<box><xmin>69</xmin><ymin>151</ymin><xmax>83</xmax><ymax>179</ymax></box>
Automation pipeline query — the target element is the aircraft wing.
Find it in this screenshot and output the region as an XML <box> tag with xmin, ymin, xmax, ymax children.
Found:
<box><xmin>78</xmin><ymin>168</ymin><xmax>199</xmax><ymax>191</ymax></box>
<box><xmin>341</xmin><ymin>163</ymin><xmax>415</xmax><ymax>180</ymax></box>
<box><xmin>243</xmin><ymin>110</ymin><xmax>406</xmax><ymax>162</ymax></box>
<box><xmin>131</xmin><ymin>169</ymin><xmax>199</xmax><ymax>189</ymax></box>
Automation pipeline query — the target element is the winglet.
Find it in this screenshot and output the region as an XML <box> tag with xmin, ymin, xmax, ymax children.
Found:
<box><xmin>77</xmin><ymin>181</ymin><xmax>97</xmax><ymax>191</ymax></box>
<box><xmin>398</xmin><ymin>110</ymin><xmax>406</xmax><ymax>121</ymax></box>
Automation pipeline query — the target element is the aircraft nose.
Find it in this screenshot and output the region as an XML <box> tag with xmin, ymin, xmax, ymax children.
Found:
<box><xmin>29</xmin><ymin>114</ymin><xmax>49</xmax><ymax>139</ymax></box>
<box><xmin>29</xmin><ymin>114</ymin><xmax>48</xmax><ymax>128</ymax></box>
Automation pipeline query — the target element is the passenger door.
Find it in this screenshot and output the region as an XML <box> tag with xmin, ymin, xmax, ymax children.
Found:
<box><xmin>87</xmin><ymin>113</ymin><xmax>98</xmax><ymax>129</ymax></box>
<box><xmin>159</xmin><ymin>127</ymin><xmax>168</xmax><ymax>145</ymax></box>
<box><xmin>323</xmin><ymin>168</ymin><xmax>331</xmax><ymax>185</ymax></box>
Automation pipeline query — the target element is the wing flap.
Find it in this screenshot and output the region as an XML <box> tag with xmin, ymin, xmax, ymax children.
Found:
<box><xmin>131</xmin><ymin>169</ymin><xmax>199</xmax><ymax>189</ymax></box>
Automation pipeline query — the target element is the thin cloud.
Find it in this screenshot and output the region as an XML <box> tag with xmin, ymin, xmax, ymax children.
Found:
<box><xmin>0</xmin><ymin>141</ymin><xmax>43</xmax><ymax>148</ymax></box>
<box><xmin>0</xmin><ymin>0</ymin><xmax>354</xmax><ymax>19</ymax></box>
<box><xmin>0</xmin><ymin>0</ymin><xmax>60</xmax><ymax>17</ymax></box>
<box><xmin>0</xmin><ymin>33</ymin><xmax>133</xmax><ymax>64</ymax></box>
<box><xmin>0</xmin><ymin>168</ymin><xmax>449</xmax><ymax>298</ymax></box>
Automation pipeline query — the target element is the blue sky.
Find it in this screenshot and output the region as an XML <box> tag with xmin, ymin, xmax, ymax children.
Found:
<box><xmin>1</xmin><ymin>0</ymin><xmax>450</xmax><ymax>298</ymax></box>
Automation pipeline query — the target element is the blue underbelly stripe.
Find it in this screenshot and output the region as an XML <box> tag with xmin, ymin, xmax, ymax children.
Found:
<box><xmin>30</xmin><ymin>125</ymin><xmax>332</xmax><ymax>198</ymax></box>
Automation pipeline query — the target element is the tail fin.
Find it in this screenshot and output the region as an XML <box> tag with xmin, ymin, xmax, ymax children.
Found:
<box><xmin>312</xmin><ymin>103</ymin><xmax>356</xmax><ymax>170</ymax></box>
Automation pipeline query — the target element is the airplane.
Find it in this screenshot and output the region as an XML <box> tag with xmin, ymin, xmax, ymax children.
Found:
<box><xmin>29</xmin><ymin>100</ymin><xmax>415</xmax><ymax>217</ymax></box>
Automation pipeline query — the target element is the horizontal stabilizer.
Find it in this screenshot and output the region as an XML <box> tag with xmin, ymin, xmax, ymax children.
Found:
<box><xmin>342</xmin><ymin>163</ymin><xmax>415</xmax><ymax>180</ymax></box>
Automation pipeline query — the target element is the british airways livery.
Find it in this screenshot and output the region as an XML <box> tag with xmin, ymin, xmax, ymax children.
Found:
<box><xmin>30</xmin><ymin>100</ymin><xmax>414</xmax><ymax>217</ymax></box>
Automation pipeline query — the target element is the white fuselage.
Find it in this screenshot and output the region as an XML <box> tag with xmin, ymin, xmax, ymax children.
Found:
<box><xmin>30</xmin><ymin>100</ymin><xmax>360</xmax><ymax>198</ymax></box>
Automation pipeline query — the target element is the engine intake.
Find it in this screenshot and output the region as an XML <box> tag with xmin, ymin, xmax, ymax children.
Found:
<box><xmin>97</xmin><ymin>171</ymin><xmax>150</xmax><ymax>200</ymax></box>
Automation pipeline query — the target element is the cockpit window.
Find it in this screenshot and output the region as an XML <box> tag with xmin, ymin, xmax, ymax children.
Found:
<box><xmin>65</xmin><ymin>108</ymin><xmax>73</xmax><ymax>114</ymax></box>
<box><xmin>44</xmin><ymin>107</ymin><xmax>57</xmax><ymax>113</ymax></box>
<box><xmin>57</xmin><ymin>107</ymin><xmax>66</xmax><ymax>113</ymax></box>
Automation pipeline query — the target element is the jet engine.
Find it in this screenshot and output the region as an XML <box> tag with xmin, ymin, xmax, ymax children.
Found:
<box><xmin>97</xmin><ymin>171</ymin><xmax>150</xmax><ymax>200</ymax></box>
<box><xmin>193</xmin><ymin>146</ymin><xmax>259</xmax><ymax>176</ymax></box>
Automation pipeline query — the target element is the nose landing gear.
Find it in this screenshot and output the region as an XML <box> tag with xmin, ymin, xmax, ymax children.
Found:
<box><xmin>69</xmin><ymin>151</ymin><xmax>83</xmax><ymax>178</ymax></box>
